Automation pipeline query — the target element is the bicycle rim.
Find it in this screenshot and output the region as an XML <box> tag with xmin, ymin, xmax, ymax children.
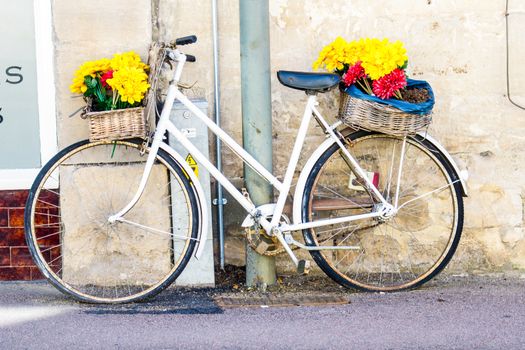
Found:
<box><xmin>25</xmin><ymin>140</ymin><xmax>199</xmax><ymax>303</ymax></box>
<box><xmin>302</xmin><ymin>131</ymin><xmax>463</xmax><ymax>291</ymax></box>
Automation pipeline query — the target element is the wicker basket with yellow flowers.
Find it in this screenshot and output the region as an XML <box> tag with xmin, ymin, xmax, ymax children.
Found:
<box><xmin>70</xmin><ymin>51</ymin><xmax>151</xmax><ymax>141</ymax></box>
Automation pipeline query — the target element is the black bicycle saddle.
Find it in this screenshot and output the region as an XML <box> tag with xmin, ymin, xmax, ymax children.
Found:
<box><xmin>277</xmin><ymin>71</ymin><xmax>340</xmax><ymax>94</ymax></box>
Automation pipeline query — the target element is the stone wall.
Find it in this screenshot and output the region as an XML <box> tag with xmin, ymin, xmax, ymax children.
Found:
<box><xmin>38</xmin><ymin>0</ymin><xmax>525</xmax><ymax>278</ymax></box>
<box><xmin>157</xmin><ymin>0</ymin><xmax>525</xmax><ymax>273</ymax></box>
<box><xmin>51</xmin><ymin>1</ymin><xmax>167</xmax><ymax>284</ymax></box>
<box><xmin>53</xmin><ymin>0</ymin><xmax>152</xmax><ymax>147</ymax></box>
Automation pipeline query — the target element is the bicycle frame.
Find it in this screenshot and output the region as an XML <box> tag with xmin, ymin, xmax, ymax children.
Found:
<box><xmin>108</xmin><ymin>49</ymin><xmax>404</xmax><ymax>265</ymax></box>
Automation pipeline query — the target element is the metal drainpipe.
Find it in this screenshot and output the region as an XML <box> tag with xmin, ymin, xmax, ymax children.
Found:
<box><xmin>211</xmin><ymin>0</ymin><xmax>226</xmax><ymax>270</ymax></box>
<box><xmin>239</xmin><ymin>0</ymin><xmax>277</xmax><ymax>287</ymax></box>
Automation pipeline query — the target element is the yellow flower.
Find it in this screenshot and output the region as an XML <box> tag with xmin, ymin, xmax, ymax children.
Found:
<box><xmin>359</xmin><ymin>38</ymin><xmax>407</xmax><ymax>80</ymax></box>
<box><xmin>70</xmin><ymin>58</ymin><xmax>111</xmax><ymax>94</ymax></box>
<box><xmin>106</xmin><ymin>66</ymin><xmax>150</xmax><ymax>104</ymax></box>
<box><xmin>313</xmin><ymin>36</ymin><xmax>349</xmax><ymax>71</ymax></box>
<box><xmin>70</xmin><ymin>51</ymin><xmax>150</xmax><ymax>110</ymax></box>
<box><xmin>313</xmin><ymin>37</ymin><xmax>408</xmax><ymax>80</ymax></box>
<box><xmin>343</xmin><ymin>40</ymin><xmax>366</xmax><ymax>66</ymax></box>
<box><xmin>111</xmin><ymin>51</ymin><xmax>149</xmax><ymax>72</ymax></box>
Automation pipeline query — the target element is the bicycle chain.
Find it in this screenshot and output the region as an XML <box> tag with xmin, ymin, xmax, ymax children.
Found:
<box><xmin>246</xmin><ymin>220</ymin><xmax>381</xmax><ymax>256</ymax></box>
<box><xmin>243</xmin><ymin>183</ymin><xmax>381</xmax><ymax>256</ymax></box>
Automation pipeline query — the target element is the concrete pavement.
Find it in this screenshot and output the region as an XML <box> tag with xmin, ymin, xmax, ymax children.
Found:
<box><xmin>0</xmin><ymin>275</ymin><xmax>524</xmax><ymax>349</ymax></box>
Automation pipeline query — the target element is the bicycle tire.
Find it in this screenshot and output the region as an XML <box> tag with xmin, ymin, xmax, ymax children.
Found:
<box><xmin>301</xmin><ymin>130</ymin><xmax>464</xmax><ymax>292</ymax></box>
<box><xmin>24</xmin><ymin>139</ymin><xmax>199</xmax><ymax>303</ymax></box>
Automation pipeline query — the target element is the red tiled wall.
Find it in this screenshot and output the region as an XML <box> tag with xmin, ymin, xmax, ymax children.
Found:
<box><xmin>0</xmin><ymin>190</ymin><xmax>44</xmax><ymax>280</ymax></box>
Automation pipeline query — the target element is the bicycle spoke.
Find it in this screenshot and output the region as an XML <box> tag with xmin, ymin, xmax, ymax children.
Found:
<box><xmin>304</xmin><ymin>133</ymin><xmax>461</xmax><ymax>291</ymax></box>
<box><xmin>26</xmin><ymin>141</ymin><xmax>198</xmax><ymax>303</ymax></box>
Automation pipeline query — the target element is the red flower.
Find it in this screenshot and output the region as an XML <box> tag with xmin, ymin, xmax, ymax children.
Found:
<box><xmin>342</xmin><ymin>61</ymin><xmax>366</xmax><ymax>86</ymax></box>
<box><xmin>100</xmin><ymin>70</ymin><xmax>114</xmax><ymax>89</ymax></box>
<box><xmin>372</xmin><ymin>69</ymin><xmax>407</xmax><ymax>99</ymax></box>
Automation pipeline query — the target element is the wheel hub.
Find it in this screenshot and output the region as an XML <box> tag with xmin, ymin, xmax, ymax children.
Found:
<box><xmin>376</xmin><ymin>203</ymin><xmax>397</xmax><ymax>222</ymax></box>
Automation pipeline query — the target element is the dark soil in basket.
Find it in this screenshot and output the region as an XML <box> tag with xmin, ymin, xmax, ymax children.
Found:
<box><xmin>402</xmin><ymin>87</ymin><xmax>430</xmax><ymax>104</ymax></box>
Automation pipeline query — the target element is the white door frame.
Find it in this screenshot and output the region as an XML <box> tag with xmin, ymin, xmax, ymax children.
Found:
<box><xmin>0</xmin><ymin>0</ymin><xmax>57</xmax><ymax>190</ymax></box>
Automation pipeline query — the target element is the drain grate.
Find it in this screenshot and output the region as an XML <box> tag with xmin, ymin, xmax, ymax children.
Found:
<box><xmin>214</xmin><ymin>294</ymin><xmax>350</xmax><ymax>308</ymax></box>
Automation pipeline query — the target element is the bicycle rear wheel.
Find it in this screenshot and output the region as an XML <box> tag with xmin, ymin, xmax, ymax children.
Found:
<box><xmin>25</xmin><ymin>139</ymin><xmax>199</xmax><ymax>303</ymax></box>
<box><xmin>301</xmin><ymin>130</ymin><xmax>464</xmax><ymax>291</ymax></box>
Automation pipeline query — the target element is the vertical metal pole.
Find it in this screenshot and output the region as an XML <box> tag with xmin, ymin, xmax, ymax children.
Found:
<box><xmin>211</xmin><ymin>0</ymin><xmax>226</xmax><ymax>270</ymax></box>
<box><xmin>239</xmin><ymin>0</ymin><xmax>276</xmax><ymax>287</ymax></box>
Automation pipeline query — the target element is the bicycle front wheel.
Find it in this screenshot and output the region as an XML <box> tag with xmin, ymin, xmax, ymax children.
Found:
<box><xmin>25</xmin><ymin>139</ymin><xmax>199</xmax><ymax>303</ymax></box>
<box><xmin>301</xmin><ymin>130</ymin><xmax>464</xmax><ymax>292</ymax></box>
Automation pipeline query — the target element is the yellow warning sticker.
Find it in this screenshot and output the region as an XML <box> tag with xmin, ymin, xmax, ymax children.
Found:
<box><xmin>185</xmin><ymin>154</ymin><xmax>199</xmax><ymax>178</ymax></box>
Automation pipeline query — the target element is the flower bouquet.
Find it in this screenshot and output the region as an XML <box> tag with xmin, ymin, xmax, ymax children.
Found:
<box><xmin>70</xmin><ymin>51</ymin><xmax>151</xmax><ymax>141</ymax></box>
<box><xmin>313</xmin><ymin>37</ymin><xmax>434</xmax><ymax>136</ymax></box>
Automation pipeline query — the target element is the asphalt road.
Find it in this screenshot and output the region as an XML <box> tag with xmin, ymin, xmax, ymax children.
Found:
<box><xmin>0</xmin><ymin>275</ymin><xmax>524</xmax><ymax>349</ymax></box>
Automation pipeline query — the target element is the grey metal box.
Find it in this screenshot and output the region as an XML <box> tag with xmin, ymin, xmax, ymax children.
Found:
<box><xmin>170</xmin><ymin>98</ymin><xmax>215</xmax><ymax>286</ymax></box>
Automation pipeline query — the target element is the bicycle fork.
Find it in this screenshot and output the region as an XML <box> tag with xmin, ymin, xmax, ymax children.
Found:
<box><xmin>108</xmin><ymin>87</ymin><xmax>177</xmax><ymax>224</ymax></box>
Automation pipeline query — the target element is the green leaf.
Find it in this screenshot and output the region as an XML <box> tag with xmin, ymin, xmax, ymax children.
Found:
<box><xmin>84</xmin><ymin>76</ymin><xmax>97</xmax><ymax>89</ymax></box>
<box><xmin>83</xmin><ymin>86</ymin><xmax>95</xmax><ymax>98</ymax></box>
<box><xmin>95</xmin><ymin>91</ymin><xmax>104</xmax><ymax>103</ymax></box>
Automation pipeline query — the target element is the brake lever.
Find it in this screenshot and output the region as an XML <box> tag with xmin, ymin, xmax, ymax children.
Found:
<box><xmin>164</xmin><ymin>58</ymin><xmax>174</xmax><ymax>70</ymax></box>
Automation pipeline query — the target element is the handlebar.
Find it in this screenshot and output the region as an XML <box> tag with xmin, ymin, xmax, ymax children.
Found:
<box><xmin>168</xmin><ymin>35</ymin><xmax>197</xmax><ymax>63</ymax></box>
<box><xmin>175</xmin><ymin>35</ymin><xmax>197</xmax><ymax>46</ymax></box>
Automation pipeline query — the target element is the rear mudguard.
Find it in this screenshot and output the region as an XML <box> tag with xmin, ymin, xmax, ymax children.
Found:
<box><xmin>292</xmin><ymin>129</ymin><xmax>468</xmax><ymax>225</ymax></box>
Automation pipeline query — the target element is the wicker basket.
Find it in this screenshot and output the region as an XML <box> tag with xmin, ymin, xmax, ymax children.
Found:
<box><xmin>338</xmin><ymin>92</ymin><xmax>432</xmax><ymax>137</ymax></box>
<box><xmin>86</xmin><ymin>107</ymin><xmax>146</xmax><ymax>142</ymax></box>
<box><xmin>82</xmin><ymin>42</ymin><xmax>168</xmax><ymax>142</ymax></box>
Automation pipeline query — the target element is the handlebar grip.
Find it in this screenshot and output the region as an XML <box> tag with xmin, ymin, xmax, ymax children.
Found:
<box><xmin>175</xmin><ymin>35</ymin><xmax>197</xmax><ymax>46</ymax></box>
<box><xmin>186</xmin><ymin>54</ymin><xmax>196</xmax><ymax>63</ymax></box>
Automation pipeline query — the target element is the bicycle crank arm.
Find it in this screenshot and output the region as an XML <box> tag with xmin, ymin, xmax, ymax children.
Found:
<box><xmin>271</xmin><ymin>228</ymin><xmax>302</xmax><ymax>267</ymax></box>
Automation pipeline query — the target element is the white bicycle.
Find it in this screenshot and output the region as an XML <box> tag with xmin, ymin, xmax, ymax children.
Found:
<box><xmin>25</xmin><ymin>36</ymin><xmax>467</xmax><ymax>303</ymax></box>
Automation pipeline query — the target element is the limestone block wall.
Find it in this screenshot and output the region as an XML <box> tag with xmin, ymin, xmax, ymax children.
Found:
<box><xmin>157</xmin><ymin>0</ymin><xmax>525</xmax><ymax>273</ymax></box>
<box><xmin>53</xmin><ymin>0</ymin><xmax>152</xmax><ymax>147</ymax></box>
<box><xmin>48</xmin><ymin>0</ymin><xmax>525</xmax><ymax>275</ymax></box>
<box><xmin>52</xmin><ymin>1</ymin><xmax>164</xmax><ymax>284</ymax></box>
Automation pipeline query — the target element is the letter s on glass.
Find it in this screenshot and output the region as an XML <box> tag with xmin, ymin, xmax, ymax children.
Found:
<box><xmin>0</xmin><ymin>107</ymin><xmax>3</xmax><ymax>124</ymax></box>
<box><xmin>6</xmin><ymin>66</ymin><xmax>23</xmax><ymax>84</ymax></box>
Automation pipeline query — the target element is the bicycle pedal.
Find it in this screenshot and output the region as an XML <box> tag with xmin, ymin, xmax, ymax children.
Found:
<box><xmin>297</xmin><ymin>260</ymin><xmax>311</xmax><ymax>275</ymax></box>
